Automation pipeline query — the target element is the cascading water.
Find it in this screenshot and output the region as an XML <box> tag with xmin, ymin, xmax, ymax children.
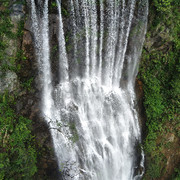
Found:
<box><xmin>30</xmin><ymin>0</ymin><xmax>148</xmax><ymax>179</ymax></box>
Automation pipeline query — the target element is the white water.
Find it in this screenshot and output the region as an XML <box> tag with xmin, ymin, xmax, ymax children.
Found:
<box><xmin>30</xmin><ymin>0</ymin><xmax>54</xmax><ymax>120</ymax></box>
<box><xmin>30</xmin><ymin>0</ymin><xmax>148</xmax><ymax>179</ymax></box>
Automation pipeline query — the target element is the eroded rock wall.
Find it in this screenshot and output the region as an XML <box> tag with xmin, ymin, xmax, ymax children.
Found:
<box><xmin>0</xmin><ymin>1</ymin><xmax>60</xmax><ymax>179</ymax></box>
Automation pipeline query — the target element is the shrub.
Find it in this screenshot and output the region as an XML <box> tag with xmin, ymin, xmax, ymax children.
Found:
<box><xmin>0</xmin><ymin>93</ymin><xmax>37</xmax><ymax>179</ymax></box>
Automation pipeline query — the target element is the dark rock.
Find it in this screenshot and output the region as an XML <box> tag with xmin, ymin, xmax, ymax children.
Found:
<box><xmin>135</xmin><ymin>78</ymin><xmax>146</xmax><ymax>138</ymax></box>
<box><xmin>18</xmin><ymin>2</ymin><xmax>61</xmax><ymax>179</ymax></box>
<box><xmin>16</xmin><ymin>101</ymin><xmax>23</xmax><ymax>112</ymax></box>
<box><xmin>23</xmin><ymin>30</ymin><xmax>33</xmax><ymax>46</ymax></box>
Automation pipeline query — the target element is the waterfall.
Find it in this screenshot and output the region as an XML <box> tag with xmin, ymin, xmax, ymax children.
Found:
<box><xmin>30</xmin><ymin>0</ymin><xmax>148</xmax><ymax>179</ymax></box>
<box><xmin>30</xmin><ymin>0</ymin><xmax>54</xmax><ymax>121</ymax></box>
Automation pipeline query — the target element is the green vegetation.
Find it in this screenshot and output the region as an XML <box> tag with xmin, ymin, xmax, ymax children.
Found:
<box><xmin>153</xmin><ymin>0</ymin><xmax>173</xmax><ymax>12</ymax></box>
<box><xmin>69</xmin><ymin>122</ymin><xmax>79</xmax><ymax>143</ymax></box>
<box><xmin>21</xmin><ymin>77</ymin><xmax>34</xmax><ymax>91</ymax></box>
<box><xmin>139</xmin><ymin>0</ymin><xmax>180</xmax><ymax>179</ymax></box>
<box><xmin>62</xmin><ymin>7</ymin><xmax>69</xmax><ymax>17</ymax></box>
<box><xmin>51</xmin><ymin>1</ymin><xmax>57</xmax><ymax>8</ymax></box>
<box><xmin>0</xmin><ymin>93</ymin><xmax>37</xmax><ymax>179</ymax></box>
<box><xmin>0</xmin><ymin>2</ymin><xmax>15</xmax><ymax>71</ymax></box>
<box><xmin>0</xmin><ymin>1</ymin><xmax>37</xmax><ymax>179</ymax></box>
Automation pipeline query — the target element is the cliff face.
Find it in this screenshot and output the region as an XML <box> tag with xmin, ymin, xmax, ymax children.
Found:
<box><xmin>23</xmin><ymin>4</ymin><xmax>61</xmax><ymax>180</ymax></box>
<box><xmin>0</xmin><ymin>1</ymin><xmax>60</xmax><ymax>179</ymax></box>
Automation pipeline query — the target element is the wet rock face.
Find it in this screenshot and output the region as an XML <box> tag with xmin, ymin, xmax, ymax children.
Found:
<box><xmin>21</xmin><ymin>8</ymin><xmax>61</xmax><ymax>180</ymax></box>
<box><xmin>135</xmin><ymin>79</ymin><xmax>146</xmax><ymax>134</ymax></box>
<box><xmin>0</xmin><ymin>71</ymin><xmax>19</xmax><ymax>93</ymax></box>
<box><xmin>29</xmin><ymin>103</ymin><xmax>62</xmax><ymax>180</ymax></box>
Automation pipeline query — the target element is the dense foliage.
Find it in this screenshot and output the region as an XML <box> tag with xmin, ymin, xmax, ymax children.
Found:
<box><xmin>139</xmin><ymin>0</ymin><xmax>180</xmax><ymax>179</ymax></box>
<box><xmin>0</xmin><ymin>93</ymin><xmax>37</xmax><ymax>180</ymax></box>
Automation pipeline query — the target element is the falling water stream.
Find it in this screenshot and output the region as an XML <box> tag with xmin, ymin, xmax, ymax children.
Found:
<box><xmin>30</xmin><ymin>0</ymin><xmax>148</xmax><ymax>179</ymax></box>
